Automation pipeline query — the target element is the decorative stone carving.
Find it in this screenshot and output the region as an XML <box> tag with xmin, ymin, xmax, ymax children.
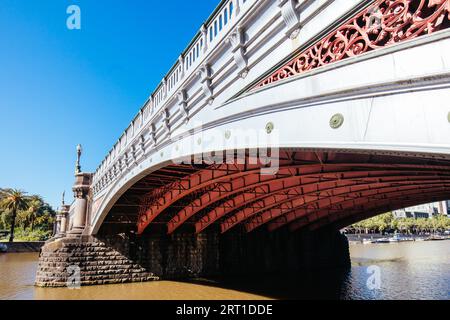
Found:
<box><xmin>161</xmin><ymin>108</ymin><xmax>170</xmax><ymax>134</ymax></box>
<box><xmin>227</xmin><ymin>26</ymin><xmax>249</xmax><ymax>78</ymax></box>
<box><xmin>150</xmin><ymin>123</ymin><xmax>157</xmax><ymax>145</ymax></box>
<box><xmin>278</xmin><ymin>0</ymin><xmax>301</xmax><ymax>40</ymax></box>
<box><xmin>124</xmin><ymin>152</ymin><xmax>129</xmax><ymax>169</ymax></box>
<box><xmin>177</xmin><ymin>89</ymin><xmax>189</xmax><ymax>123</ymax></box>
<box><xmin>197</xmin><ymin>64</ymin><xmax>214</xmax><ymax>104</ymax></box>
<box><xmin>55</xmin><ymin>202</ymin><xmax>70</xmax><ymax>238</ymax></box>
<box><xmin>131</xmin><ymin>144</ymin><xmax>137</xmax><ymax>164</ymax></box>
<box><xmin>140</xmin><ymin>134</ymin><xmax>146</xmax><ymax>152</ymax></box>
<box><xmin>67</xmin><ymin>172</ymin><xmax>92</xmax><ymax>237</ymax></box>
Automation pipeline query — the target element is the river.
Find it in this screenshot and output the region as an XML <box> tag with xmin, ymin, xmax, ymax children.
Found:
<box><xmin>1</xmin><ymin>240</ymin><xmax>449</xmax><ymax>300</ymax></box>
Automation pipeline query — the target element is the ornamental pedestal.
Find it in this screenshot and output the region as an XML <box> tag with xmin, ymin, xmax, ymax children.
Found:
<box><xmin>67</xmin><ymin>172</ymin><xmax>92</xmax><ymax>237</ymax></box>
<box><xmin>55</xmin><ymin>204</ymin><xmax>70</xmax><ymax>238</ymax></box>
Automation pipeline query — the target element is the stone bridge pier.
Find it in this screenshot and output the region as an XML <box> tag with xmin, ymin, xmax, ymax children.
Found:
<box><xmin>36</xmin><ymin>161</ymin><xmax>350</xmax><ymax>287</ymax></box>
<box><xmin>36</xmin><ymin>216</ymin><xmax>349</xmax><ymax>287</ymax></box>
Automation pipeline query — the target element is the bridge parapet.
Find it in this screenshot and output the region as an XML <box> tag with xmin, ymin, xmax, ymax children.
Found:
<box><xmin>91</xmin><ymin>0</ymin><xmax>363</xmax><ymax>199</ymax></box>
<box><xmin>92</xmin><ymin>0</ymin><xmax>258</xmax><ymax>195</ymax></box>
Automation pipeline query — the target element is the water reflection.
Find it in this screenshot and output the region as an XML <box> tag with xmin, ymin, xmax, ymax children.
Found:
<box><xmin>346</xmin><ymin>241</ymin><xmax>450</xmax><ymax>300</ymax></box>
<box><xmin>0</xmin><ymin>253</ymin><xmax>38</xmax><ymax>300</ymax></box>
<box><xmin>1</xmin><ymin>241</ymin><xmax>449</xmax><ymax>300</ymax></box>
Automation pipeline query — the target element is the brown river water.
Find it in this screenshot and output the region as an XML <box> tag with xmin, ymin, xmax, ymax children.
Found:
<box><xmin>1</xmin><ymin>240</ymin><xmax>449</xmax><ymax>300</ymax></box>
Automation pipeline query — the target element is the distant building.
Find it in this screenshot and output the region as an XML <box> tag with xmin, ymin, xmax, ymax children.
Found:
<box><xmin>393</xmin><ymin>201</ymin><xmax>448</xmax><ymax>219</ymax></box>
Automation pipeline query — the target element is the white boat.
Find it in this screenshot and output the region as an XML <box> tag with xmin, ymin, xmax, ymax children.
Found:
<box><xmin>427</xmin><ymin>235</ymin><xmax>448</xmax><ymax>241</ymax></box>
<box><xmin>389</xmin><ymin>234</ymin><xmax>414</xmax><ymax>242</ymax></box>
<box><xmin>373</xmin><ymin>238</ymin><xmax>390</xmax><ymax>244</ymax></box>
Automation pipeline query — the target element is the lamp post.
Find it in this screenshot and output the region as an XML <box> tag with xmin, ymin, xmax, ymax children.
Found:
<box><xmin>75</xmin><ymin>144</ymin><xmax>82</xmax><ymax>174</ymax></box>
<box><xmin>67</xmin><ymin>144</ymin><xmax>92</xmax><ymax>237</ymax></box>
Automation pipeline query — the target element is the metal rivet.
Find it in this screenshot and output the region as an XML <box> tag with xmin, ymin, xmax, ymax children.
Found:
<box><xmin>160</xmin><ymin>152</ymin><xmax>164</xmax><ymax>157</ymax></box>
<box><xmin>197</xmin><ymin>138</ymin><xmax>202</xmax><ymax>145</ymax></box>
<box><xmin>448</xmin><ymin>112</ymin><xmax>450</xmax><ymax>123</ymax></box>
<box><xmin>330</xmin><ymin>113</ymin><xmax>344</xmax><ymax>129</ymax></box>
<box><xmin>225</xmin><ymin>130</ymin><xmax>231</xmax><ymax>140</ymax></box>
<box><xmin>265</xmin><ymin>122</ymin><xmax>274</xmax><ymax>134</ymax></box>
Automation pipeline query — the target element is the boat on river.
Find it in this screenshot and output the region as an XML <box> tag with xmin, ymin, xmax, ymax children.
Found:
<box><xmin>426</xmin><ymin>235</ymin><xmax>449</xmax><ymax>241</ymax></box>
<box><xmin>373</xmin><ymin>238</ymin><xmax>390</xmax><ymax>244</ymax></box>
<box><xmin>389</xmin><ymin>234</ymin><xmax>414</xmax><ymax>243</ymax></box>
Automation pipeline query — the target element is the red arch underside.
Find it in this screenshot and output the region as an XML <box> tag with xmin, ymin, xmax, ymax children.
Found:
<box><xmin>131</xmin><ymin>152</ymin><xmax>450</xmax><ymax>235</ymax></box>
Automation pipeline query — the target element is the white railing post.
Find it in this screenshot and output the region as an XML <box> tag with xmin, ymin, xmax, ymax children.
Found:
<box><xmin>162</xmin><ymin>77</ymin><xmax>167</xmax><ymax>99</ymax></box>
<box><xmin>178</xmin><ymin>55</ymin><xmax>185</xmax><ymax>79</ymax></box>
<box><xmin>150</xmin><ymin>95</ymin><xmax>155</xmax><ymax>115</ymax></box>
<box><xmin>201</xmin><ymin>24</ymin><xmax>208</xmax><ymax>53</ymax></box>
<box><xmin>234</xmin><ymin>0</ymin><xmax>241</xmax><ymax>17</ymax></box>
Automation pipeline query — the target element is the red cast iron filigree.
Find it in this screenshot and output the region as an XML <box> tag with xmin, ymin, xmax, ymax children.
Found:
<box><xmin>253</xmin><ymin>0</ymin><xmax>450</xmax><ymax>90</ymax></box>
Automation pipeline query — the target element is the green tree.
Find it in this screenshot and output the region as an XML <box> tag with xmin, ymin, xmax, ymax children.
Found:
<box><xmin>26</xmin><ymin>195</ymin><xmax>44</xmax><ymax>231</ymax></box>
<box><xmin>0</xmin><ymin>189</ymin><xmax>30</xmax><ymax>242</ymax></box>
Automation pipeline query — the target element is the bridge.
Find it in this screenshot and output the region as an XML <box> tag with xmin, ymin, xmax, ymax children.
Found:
<box><xmin>36</xmin><ymin>0</ymin><xmax>450</xmax><ymax>287</ymax></box>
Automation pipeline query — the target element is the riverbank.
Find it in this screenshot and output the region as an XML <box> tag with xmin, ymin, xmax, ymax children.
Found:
<box><xmin>346</xmin><ymin>233</ymin><xmax>450</xmax><ymax>244</ymax></box>
<box><xmin>0</xmin><ymin>242</ymin><xmax>44</xmax><ymax>253</ymax></box>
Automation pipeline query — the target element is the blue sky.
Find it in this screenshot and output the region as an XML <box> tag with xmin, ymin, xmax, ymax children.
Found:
<box><xmin>0</xmin><ymin>0</ymin><xmax>218</xmax><ymax>208</ymax></box>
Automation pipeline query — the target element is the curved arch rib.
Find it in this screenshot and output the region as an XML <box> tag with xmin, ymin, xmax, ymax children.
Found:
<box><xmin>267</xmin><ymin>185</ymin><xmax>450</xmax><ymax>233</ymax></box>
<box><xmin>236</xmin><ymin>179</ymin><xmax>450</xmax><ymax>234</ymax></box>
<box><xmin>137</xmin><ymin>160</ymin><xmax>450</xmax><ymax>234</ymax></box>
<box><xmin>295</xmin><ymin>191</ymin><xmax>450</xmax><ymax>232</ymax></box>
<box><xmin>168</xmin><ymin>167</ymin><xmax>450</xmax><ymax>234</ymax></box>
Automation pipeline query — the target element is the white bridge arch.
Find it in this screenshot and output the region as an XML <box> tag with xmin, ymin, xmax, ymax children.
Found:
<box><xmin>64</xmin><ymin>0</ymin><xmax>450</xmax><ymax>237</ymax></box>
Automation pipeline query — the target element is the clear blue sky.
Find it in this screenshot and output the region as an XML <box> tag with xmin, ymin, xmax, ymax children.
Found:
<box><xmin>0</xmin><ymin>0</ymin><xmax>218</xmax><ymax>209</ymax></box>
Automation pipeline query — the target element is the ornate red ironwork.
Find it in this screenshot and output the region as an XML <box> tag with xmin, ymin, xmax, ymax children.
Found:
<box><xmin>253</xmin><ymin>0</ymin><xmax>450</xmax><ymax>90</ymax></box>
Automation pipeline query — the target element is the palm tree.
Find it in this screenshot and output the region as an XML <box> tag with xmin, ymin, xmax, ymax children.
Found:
<box><xmin>0</xmin><ymin>189</ymin><xmax>30</xmax><ymax>242</ymax></box>
<box><xmin>27</xmin><ymin>195</ymin><xmax>43</xmax><ymax>231</ymax></box>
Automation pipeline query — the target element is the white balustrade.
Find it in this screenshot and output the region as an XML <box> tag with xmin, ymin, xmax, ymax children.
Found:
<box><xmin>92</xmin><ymin>0</ymin><xmax>256</xmax><ymax>195</ymax></box>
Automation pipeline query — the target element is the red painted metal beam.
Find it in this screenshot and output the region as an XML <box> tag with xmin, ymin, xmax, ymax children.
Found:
<box><xmin>294</xmin><ymin>190</ymin><xmax>450</xmax><ymax>232</ymax></box>
<box><xmin>331</xmin><ymin>194</ymin><xmax>450</xmax><ymax>231</ymax></box>
<box><xmin>241</xmin><ymin>179</ymin><xmax>450</xmax><ymax>234</ymax></box>
<box><xmin>137</xmin><ymin>163</ymin><xmax>248</xmax><ymax>234</ymax></box>
<box><xmin>167</xmin><ymin>165</ymin><xmax>426</xmax><ymax>233</ymax></box>
<box><xmin>195</xmin><ymin>168</ymin><xmax>450</xmax><ymax>233</ymax></box>
<box><xmin>223</xmin><ymin>177</ymin><xmax>450</xmax><ymax>233</ymax></box>
<box><xmin>169</xmin><ymin>168</ymin><xmax>450</xmax><ymax>234</ymax></box>
<box><xmin>267</xmin><ymin>182</ymin><xmax>450</xmax><ymax>232</ymax></box>
<box><xmin>137</xmin><ymin>158</ymin><xmax>450</xmax><ymax>234</ymax></box>
<box><xmin>280</xmin><ymin>185</ymin><xmax>450</xmax><ymax>232</ymax></box>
